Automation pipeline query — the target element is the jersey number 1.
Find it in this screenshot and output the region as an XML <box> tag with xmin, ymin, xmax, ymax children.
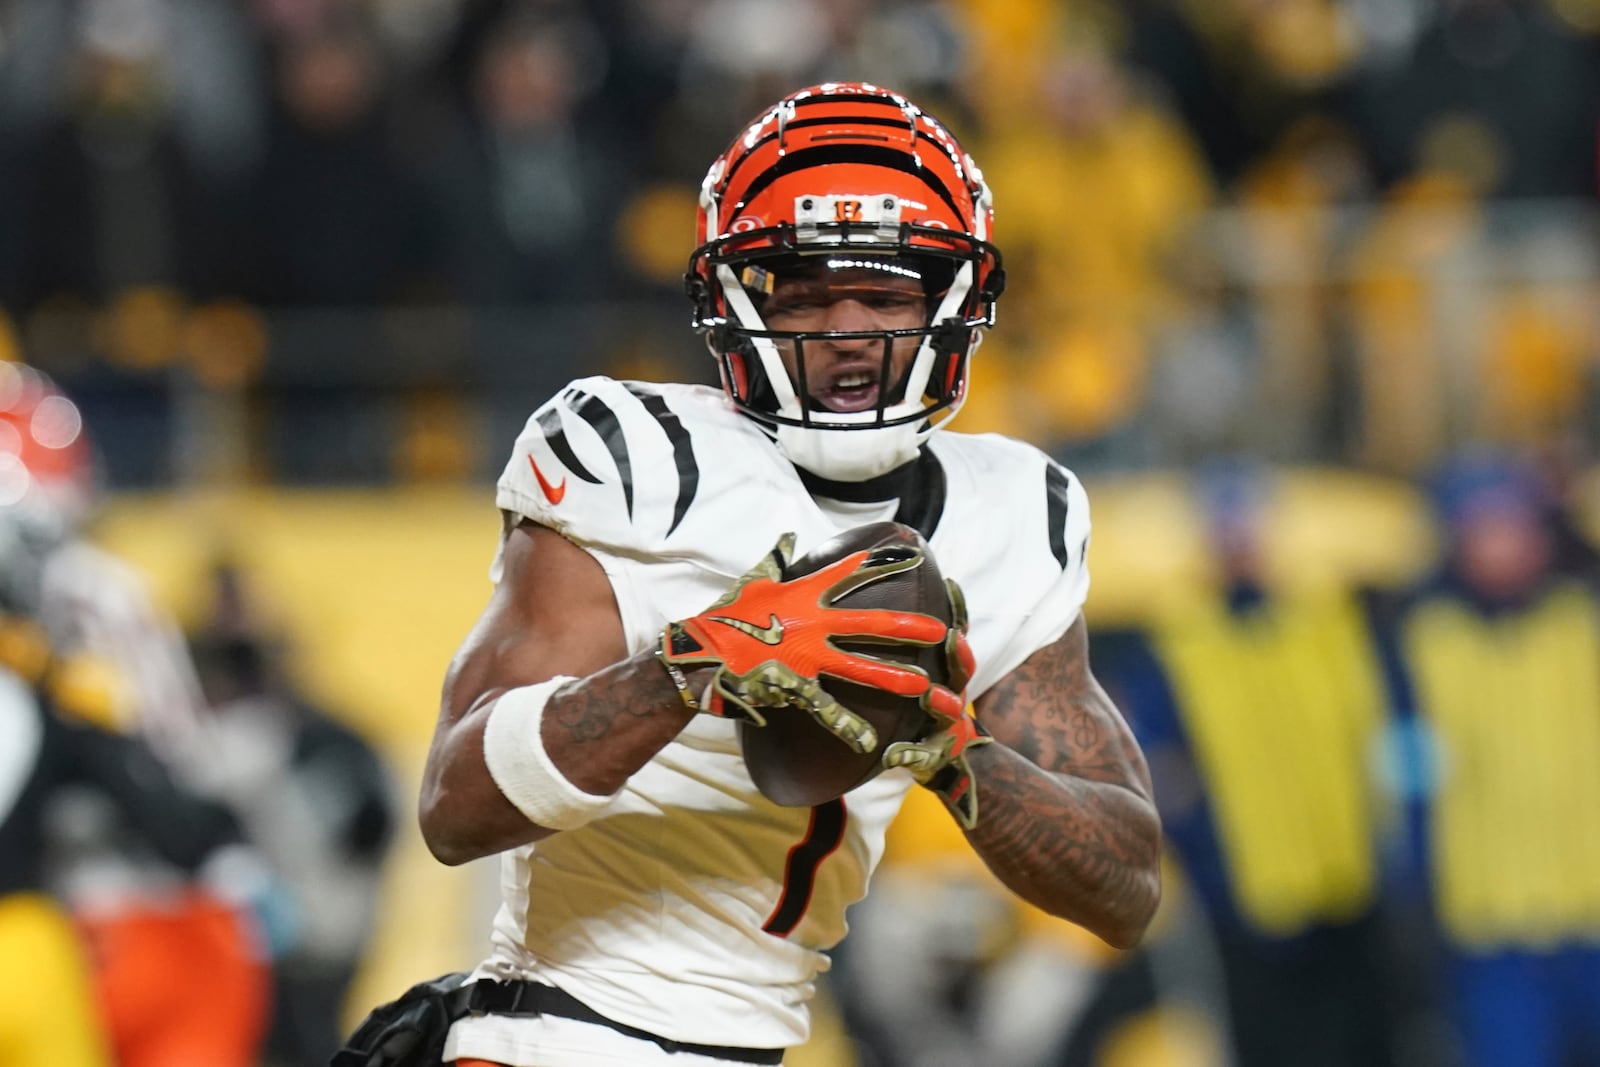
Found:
<box><xmin>762</xmin><ymin>800</ymin><xmax>846</xmax><ymax>937</ymax></box>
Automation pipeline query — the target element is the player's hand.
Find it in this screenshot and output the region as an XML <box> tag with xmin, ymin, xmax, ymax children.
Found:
<box><xmin>660</xmin><ymin>532</ymin><xmax>953</xmax><ymax>754</ymax></box>
<box><xmin>882</xmin><ymin>577</ymin><xmax>990</xmax><ymax>829</ymax></box>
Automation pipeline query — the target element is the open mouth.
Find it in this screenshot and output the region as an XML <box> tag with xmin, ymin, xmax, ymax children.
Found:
<box><xmin>814</xmin><ymin>367</ymin><xmax>882</xmax><ymax>413</ymax></box>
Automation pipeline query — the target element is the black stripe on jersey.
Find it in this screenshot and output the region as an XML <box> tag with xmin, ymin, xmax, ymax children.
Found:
<box><xmin>536</xmin><ymin>408</ymin><xmax>602</xmax><ymax>484</ymax></box>
<box><xmin>623</xmin><ymin>384</ymin><xmax>700</xmax><ymax>538</ymax></box>
<box><xmin>795</xmin><ymin>449</ymin><xmax>946</xmax><ymax>540</ymax></box>
<box><xmin>734</xmin><ymin>145</ymin><xmax>965</xmax><ymax>224</ymax></box>
<box><xmin>893</xmin><ymin>450</ymin><xmax>946</xmax><ymax>540</ymax></box>
<box><xmin>567</xmin><ymin>389</ymin><xmax>634</xmax><ymax>519</ymax></box>
<box><xmin>762</xmin><ymin>799</ymin><xmax>847</xmax><ymax>937</ymax></box>
<box><xmin>1045</xmin><ymin>463</ymin><xmax>1072</xmax><ymax>571</ymax></box>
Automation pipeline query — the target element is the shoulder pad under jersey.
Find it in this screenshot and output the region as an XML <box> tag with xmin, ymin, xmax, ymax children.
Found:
<box><xmin>496</xmin><ymin>377</ymin><xmax>712</xmax><ymax>557</ymax></box>
<box><xmin>928</xmin><ymin>432</ymin><xmax>1093</xmax><ymax>685</ymax></box>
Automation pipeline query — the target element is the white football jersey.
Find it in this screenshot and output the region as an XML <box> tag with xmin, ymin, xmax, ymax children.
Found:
<box><xmin>451</xmin><ymin>377</ymin><xmax>1091</xmax><ymax>1058</ymax></box>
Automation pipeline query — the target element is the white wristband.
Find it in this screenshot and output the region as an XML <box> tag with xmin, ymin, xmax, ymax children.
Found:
<box><xmin>482</xmin><ymin>676</ymin><xmax>617</xmax><ymax>831</ymax></box>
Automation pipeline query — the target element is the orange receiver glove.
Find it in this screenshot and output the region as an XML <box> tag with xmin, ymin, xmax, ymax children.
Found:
<box><xmin>881</xmin><ymin>578</ymin><xmax>992</xmax><ymax>829</ymax></box>
<box><xmin>660</xmin><ymin>533</ymin><xmax>958</xmax><ymax>754</ymax></box>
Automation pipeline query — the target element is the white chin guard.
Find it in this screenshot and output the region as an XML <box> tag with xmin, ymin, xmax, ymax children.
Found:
<box><xmin>775</xmin><ymin>420</ymin><xmax>924</xmax><ymax>482</ymax></box>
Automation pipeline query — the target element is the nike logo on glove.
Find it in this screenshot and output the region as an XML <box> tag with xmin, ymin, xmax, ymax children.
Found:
<box><xmin>528</xmin><ymin>455</ymin><xmax>566</xmax><ymax>504</ymax></box>
<box><xmin>707</xmin><ymin>613</ymin><xmax>784</xmax><ymax>645</ymax></box>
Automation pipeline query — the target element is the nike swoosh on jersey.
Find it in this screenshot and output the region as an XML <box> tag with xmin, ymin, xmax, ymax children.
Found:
<box><xmin>707</xmin><ymin>613</ymin><xmax>784</xmax><ymax>645</ymax></box>
<box><xmin>528</xmin><ymin>455</ymin><xmax>567</xmax><ymax>504</ymax></box>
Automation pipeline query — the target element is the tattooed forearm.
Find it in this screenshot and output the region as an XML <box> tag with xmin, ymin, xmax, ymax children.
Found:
<box><xmin>422</xmin><ymin>647</ymin><xmax>698</xmax><ymax>864</ymax></box>
<box><xmin>545</xmin><ymin>652</ymin><xmax>701</xmax><ymax>794</ymax></box>
<box><xmin>967</xmin><ymin>618</ymin><xmax>1162</xmax><ymax>948</ymax></box>
<box><xmin>967</xmin><ymin>743</ymin><xmax>1160</xmax><ymax>946</ymax></box>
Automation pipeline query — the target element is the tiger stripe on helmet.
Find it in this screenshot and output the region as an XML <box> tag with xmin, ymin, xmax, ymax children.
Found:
<box><xmin>700</xmin><ymin>83</ymin><xmax>990</xmax><ymax>246</ymax></box>
<box><xmin>731</xmin><ymin>145</ymin><xmax>970</xmax><ymax>231</ymax></box>
<box><xmin>716</xmin><ymin>116</ymin><xmax>975</xmax><ymax>219</ymax></box>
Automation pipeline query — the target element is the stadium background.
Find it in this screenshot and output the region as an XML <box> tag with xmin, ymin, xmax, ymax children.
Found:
<box><xmin>5</xmin><ymin>0</ymin><xmax>1600</xmax><ymax>1063</ymax></box>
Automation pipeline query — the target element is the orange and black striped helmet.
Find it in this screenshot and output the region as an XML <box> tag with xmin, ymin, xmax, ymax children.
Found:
<box><xmin>685</xmin><ymin>82</ymin><xmax>1005</xmax><ymax>481</ymax></box>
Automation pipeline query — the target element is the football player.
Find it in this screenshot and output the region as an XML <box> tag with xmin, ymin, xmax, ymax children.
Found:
<box><xmin>0</xmin><ymin>365</ymin><xmax>272</xmax><ymax>1067</ymax></box>
<box><xmin>419</xmin><ymin>83</ymin><xmax>1161</xmax><ymax>1067</ymax></box>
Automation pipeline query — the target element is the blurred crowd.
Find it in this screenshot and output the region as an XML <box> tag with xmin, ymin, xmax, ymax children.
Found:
<box><xmin>0</xmin><ymin>0</ymin><xmax>1594</xmax><ymax>485</ymax></box>
<box><xmin>851</xmin><ymin>449</ymin><xmax>1600</xmax><ymax>1067</ymax></box>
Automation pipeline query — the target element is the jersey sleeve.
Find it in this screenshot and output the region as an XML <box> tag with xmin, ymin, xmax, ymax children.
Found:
<box><xmin>493</xmin><ymin>376</ymin><xmax>705</xmax><ymax>576</ymax></box>
<box><xmin>961</xmin><ymin>451</ymin><xmax>1094</xmax><ymax>696</ymax></box>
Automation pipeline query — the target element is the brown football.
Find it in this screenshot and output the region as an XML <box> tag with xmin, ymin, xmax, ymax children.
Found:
<box><xmin>739</xmin><ymin>521</ymin><xmax>952</xmax><ymax>807</ymax></box>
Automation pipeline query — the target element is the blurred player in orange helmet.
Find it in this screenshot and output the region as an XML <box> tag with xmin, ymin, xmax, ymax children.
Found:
<box><xmin>0</xmin><ymin>609</ymin><xmax>258</xmax><ymax>1067</ymax></box>
<box><xmin>0</xmin><ymin>362</ymin><xmax>273</xmax><ymax>1067</ymax></box>
<box><xmin>0</xmin><ymin>360</ymin><xmax>94</xmax><ymax>528</ymax></box>
<box><xmin>340</xmin><ymin>83</ymin><xmax>1161</xmax><ymax>1067</ymax></box>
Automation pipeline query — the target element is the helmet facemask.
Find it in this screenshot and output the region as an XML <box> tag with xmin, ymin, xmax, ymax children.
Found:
<box><xmin>689</xmin><ymin>220</ymin><xmax>1002</xmax><ymax>481</ymax></box>
<box><xmin>686</xmin><ymin>83</ymin><xmax>1005</xmax><ymax>482</ymax></box>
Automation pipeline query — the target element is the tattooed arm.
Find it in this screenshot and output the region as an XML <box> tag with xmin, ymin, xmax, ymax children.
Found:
<box><xmin>966</xmin><ymin>616</ymin><xmax>1162</xmax><ymax>948</ymax></box>
<box><xmin>419</xmin><ymin>518</ymin><xmax>702</xmax><ymax>865</ymax></box>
